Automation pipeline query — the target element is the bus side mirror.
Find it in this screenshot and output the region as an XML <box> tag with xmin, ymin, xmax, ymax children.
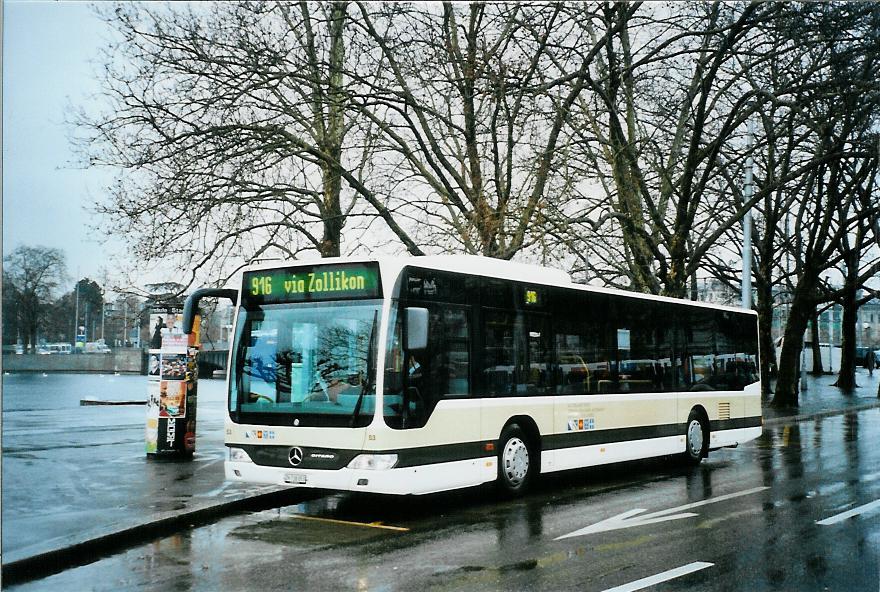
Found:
<box><xmin>405</xmin><ymin>307</ymin><xmax>429</xmax><ymax>351</ymax></box>
<box><xmin>183</xmin><ymin>288</ymin><xmax>239</xmax><ymax>334</ymax></box>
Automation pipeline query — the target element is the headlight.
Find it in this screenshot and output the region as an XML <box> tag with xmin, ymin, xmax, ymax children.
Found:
<box><xmin>347</xmin><ymin>454</ymin><xmax>398</xmax><ymax>471</ymax></box>
<box><xmin>228</xmin><ymin>447</ymin><xmax>253</xmax><ymax>463</ymax></box>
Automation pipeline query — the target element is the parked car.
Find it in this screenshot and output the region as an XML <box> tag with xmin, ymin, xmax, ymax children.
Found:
<box><xmin>84</xmin><ymin>341</ymin><xmax>112</xmax><ymax>354</ymax></box>
<box><xmin>38</xmin><ymin>343</ymin><xmax>72</xmax><ymax>354</ymax></box>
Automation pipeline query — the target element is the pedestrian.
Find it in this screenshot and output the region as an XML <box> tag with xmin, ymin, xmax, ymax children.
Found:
<box><xmin>867</xmin><ymin>349</ymin><xmax>876</xmax><ymax>377</ymax></box>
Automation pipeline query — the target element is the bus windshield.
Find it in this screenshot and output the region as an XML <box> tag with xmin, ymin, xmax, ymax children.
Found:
<box><xmin>229</xmin><ymin>300</ymin><xmax>381</xmax><ymax>427</ymax></box>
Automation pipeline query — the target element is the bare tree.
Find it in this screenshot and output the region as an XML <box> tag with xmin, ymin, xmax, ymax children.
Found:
<box><xmin>768</xmin><ymin>3</ymin><xmax>880</xmax><ymax>406</ymax></box>
<box><xmin>74</xmin><ymin>2</ymin><xmax>422</xmax><ymax>293</ymax></box>
<box><xmin>347</xmin><ymin>2</ymin><xmax>611</xmax><ymax>260</ymax></box>
<box><xmin>552</xmin><ymin>2</ymin><xmax>787</xmax><ymax>296</ymax></box>
<box><xmin>834</xmin><ymin>169</ymin><xmax>880</xmax><ymax>391</ymax></box>
<box><xmin>3</xmin><ymin>245</ymin><xmax>67</xmax><ymax>353</ymax></box>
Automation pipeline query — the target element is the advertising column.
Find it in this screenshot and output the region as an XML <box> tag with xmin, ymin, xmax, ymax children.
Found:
<box><xmin>146</xmin><ymin>311</ymin><xmax>200</xmax><ymax>458</ymax></box>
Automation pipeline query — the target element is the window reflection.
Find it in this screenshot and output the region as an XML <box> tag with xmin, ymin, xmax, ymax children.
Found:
<box><xmin>231</xmin><ymin>301</ymin><xmax>380</xmax><ymax>422</ymax></box>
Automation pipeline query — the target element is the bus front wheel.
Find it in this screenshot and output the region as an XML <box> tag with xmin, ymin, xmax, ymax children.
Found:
<box><xmin>497</xmin><ymin>424</ymin><xmax>535</xmax><ymax>495</ymax></box>
<box><xmin>683</xmin><ymin>410</ymin><xmax>708</xmax><ymax>465</ymax></box>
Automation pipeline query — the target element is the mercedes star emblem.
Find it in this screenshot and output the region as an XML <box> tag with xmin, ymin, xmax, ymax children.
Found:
<box><xmin>288</xmin><ymin>447</ymin><xmax>304</xmax><ymax>467</ymax></box>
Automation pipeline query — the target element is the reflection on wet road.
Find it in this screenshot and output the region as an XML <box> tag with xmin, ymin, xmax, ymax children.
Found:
<box><xmin>9</xmin><ymin>407</ymin><xmax>880</xmax><ymax>591</ymax></box>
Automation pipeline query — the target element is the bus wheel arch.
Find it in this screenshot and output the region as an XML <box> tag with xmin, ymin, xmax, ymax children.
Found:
<box><xmin>683</xmin><ymin>406</ymin><xmax>709</xmax><ymax>465</ymax></box>
<box><xmin>496</xmin><ymin>416</ymin><xmax>540</xmax><ymax>495</ymax></box>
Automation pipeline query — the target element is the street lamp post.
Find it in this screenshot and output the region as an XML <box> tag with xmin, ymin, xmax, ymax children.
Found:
<box><xmin>828</xmin><ymin>305</ymin><xmax>835</xmax><ymax>373</ymax></box>
<box><xmin>73</xmin><ymin>281</ymin><xmax>80</xmax><ymax>349</ymax></box>
<box><xmin>742</xmin><ymin>119</ymin><xmax>755</xmax><ymax>310</ymax></box>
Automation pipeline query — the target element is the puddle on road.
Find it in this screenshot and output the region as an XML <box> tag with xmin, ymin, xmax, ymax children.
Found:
<box><xmin>151</xmin><ymin>501</ymin><xmax>188</xmax><ymax>512</ymax></box>
<box><xmin>228</xmin><ymin>514</ymin><xmax>397</xmax><ymax>549</ymax></box>
<box><xmin>429</xmin><ymin>544</ymin><xmax>602</xmax><ymax>589</ymax></box>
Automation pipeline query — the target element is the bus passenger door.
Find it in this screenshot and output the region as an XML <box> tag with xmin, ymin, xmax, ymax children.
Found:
<box><xmin>405</xmin><ymin>304</ymin><xmax>482</xmax><ymax>487</ymax></box>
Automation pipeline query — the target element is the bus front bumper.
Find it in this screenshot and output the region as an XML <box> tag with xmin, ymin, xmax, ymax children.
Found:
<box><xmin>225</xmin><ymin>456</ymin><xmax>495</xmax><ymax>495</ymax></box>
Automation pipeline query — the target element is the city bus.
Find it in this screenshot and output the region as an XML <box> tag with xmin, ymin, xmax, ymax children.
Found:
<box><xmin>185</xmin><ymin>256</ymin><xmax>761</xmax><ymax>496</ymax></box>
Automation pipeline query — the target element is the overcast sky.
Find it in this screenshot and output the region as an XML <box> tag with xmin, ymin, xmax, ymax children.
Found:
<box><xmin>3</xmin><ymin>1</ymin><xmax>123</xmax><ymax>291</ymax></box>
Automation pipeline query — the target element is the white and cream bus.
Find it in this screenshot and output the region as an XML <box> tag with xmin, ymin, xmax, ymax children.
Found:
<box><xmin>185</xmin><ymin>256</ymin><xmax>761</xmax><ymax>496</ymax></box>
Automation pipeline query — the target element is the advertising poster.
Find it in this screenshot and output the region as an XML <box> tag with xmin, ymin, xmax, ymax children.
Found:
<box><xmin>148</xmin><ymin>314</ymin><xmax>168</xmax><ymax>350</ymax></box>
<box><xmin>146</xmin><ymin>312</ymin><xmax>200</xmax><ymax>458</ymax></box>
<box><xmin>148</xmin><ymin>350</ymin><xmax>161</xmax><ymax>380</ymax></box>
<box><xmin>161</xmin><ymin>353</ymin><xmax>187</xmax><ymax>381</ymax></box>
<box><xmin>145</xmin><ymin>380</ymin><xmax>160</xmax><ymax>454</ymax></box>
<box><xmin>162</xmin><ymin>333</ymin><xmax>188</xmax><ymax>353</ymax></box>
<box><xmin>184</xmin><ymin>363</ymin><xmax>198</xmax><ymax>452</ymax></box>
<box><xmin>149</xmin><ymin>310</ymin><xmax>194</xmax><ymax>353</ymax></box>
<box><xmin>159</xmin><ymin>417</ymin><xmax>184</xmax><ymax>450</ymax></box>
<box><xmin>159</xmin><ymin>380</ymin><xmax>187</xmax><ymax>418</ymax></box>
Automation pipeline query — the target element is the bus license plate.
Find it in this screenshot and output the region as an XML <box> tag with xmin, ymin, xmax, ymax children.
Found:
<box><xmin>284</xmin><ymin>473</ymin><xmax>307</xmax><ymax>485</ymax></box>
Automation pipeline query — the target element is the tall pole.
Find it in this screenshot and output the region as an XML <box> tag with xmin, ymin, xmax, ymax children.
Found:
<box><xmin>73</xmin><ymin>280</ymin><xmax>80</xmax><ymax>348</ymax></box>
<box><xmin>828</xmin><ymin>303</ymin><xmax>835</xmax><ymax>373</ymax></box>
<box><xmin>742</xmin><ymin>118</ymin><xmax>755</xmax><ymax>310</ymax></box>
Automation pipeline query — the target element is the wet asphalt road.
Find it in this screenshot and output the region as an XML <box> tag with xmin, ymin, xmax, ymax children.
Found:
<box><xmin>10</xmin><ymin>406</ymin><xmax>880</xmax><ymax>591</ymax></box>
<box><xmin>2</xmin><ymin>374</ymin><xmax>241</xmax><ymax>561</ymax></box>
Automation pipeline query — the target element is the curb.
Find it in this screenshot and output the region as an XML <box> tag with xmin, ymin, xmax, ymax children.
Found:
<box><xmin>1</xmin><ymin>488</ymin><xmax>324</xmax><ymax>587</ymax></box>
<box><xmin>762</xmin><ymin>401</ymin><xmax>880</xmax><ymax>427</ymax></box>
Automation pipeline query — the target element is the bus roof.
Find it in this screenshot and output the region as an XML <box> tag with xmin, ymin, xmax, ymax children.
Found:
<box><xmin>240</xmin><ymin>255</ymin><xmax>757</xmax><ymax>316</ymax></box>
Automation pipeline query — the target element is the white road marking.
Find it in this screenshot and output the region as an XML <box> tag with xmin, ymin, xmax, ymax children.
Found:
<box><xmin>600</xmin><ymin>561</ymin><xmax>714</xmax><ymax>592</ymax></box>
<box><xmin>555</xmin><ymin>486</ymin><xmax>768</xmax><ymax>540</ymax></box>
<box><xmin>817</xmin><ymin>499</ymin><xmax>880</xmax><ymax>526</ymax></box>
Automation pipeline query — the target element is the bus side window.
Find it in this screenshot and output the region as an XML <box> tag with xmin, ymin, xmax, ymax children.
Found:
<box><xmin>552</xmin><ymin>291</ymin><xmax>612</xmax><ymax>395</ymax></box>
<box><xmin>434</xmin><ymin>306</ymin><xmax>470</xmax><ymax>397</ymax></box>
<box><xmin>483</xmin><ymin>309</ymin><xmax>515</xmax><ymax>397</ymax></box>
<box><xmin>714</xmin><ymin>310</ymin><xmax>759</xmax><ymax>390</ymax></box>
<box><xmin>522</xmin><ymin>315</ymin><xmax>551</xmax><ymax>396</ymax></box>
<box><xmin>612</xmin><ymin>300</ymin><xmax>680</xmax><ymax>394</ymax></box>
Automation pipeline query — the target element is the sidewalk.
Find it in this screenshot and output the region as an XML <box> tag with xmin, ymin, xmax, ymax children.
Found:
<box><xmin>2</xmin><ymin>374</ymin><xmax>314</xmax><ymax>584</ymax></box>
<box><xmin>762</xmin><ymin>368</ymin><xmax>880</xmax><ymax>426</ymax></box>
<box><xmin>3</xmin><ymin>370</ymin><xmax>880</xmax><ymax>584</ymax></box>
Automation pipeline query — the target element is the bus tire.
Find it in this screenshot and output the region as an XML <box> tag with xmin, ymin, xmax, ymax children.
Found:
<box><xmin>497</xmin><ymin>424</ymin><xmax>535</xmax><ymax>495</ymax></box>
<box><xmin>683</xmin><ymin>409</ymin><xmax>707</xmax><ymax>465</ymax></box>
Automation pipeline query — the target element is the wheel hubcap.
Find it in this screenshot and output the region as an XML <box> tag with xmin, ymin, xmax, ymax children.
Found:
<box><xmin>503</xmin><ymin>437</ymin><xmax>529</xmax><ymax>486</ymax></box>
<box><xmin>688</xmin><ymin>419</ymin><xmax>704</xmax><ymax>457</ymax></box>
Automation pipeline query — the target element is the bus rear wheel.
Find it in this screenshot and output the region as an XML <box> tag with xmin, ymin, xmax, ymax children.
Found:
<box><xmin>683</xmin><ymin>410</ymin><xmax>707</xmax><ymax>466</ymax></box>
<box><xmin>497</xmin><ymin>424</ymin><xmax>535</xmax><ymax>495</ymax></box>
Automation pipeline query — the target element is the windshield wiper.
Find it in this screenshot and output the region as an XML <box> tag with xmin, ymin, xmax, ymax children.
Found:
<box><xmin>350</xmin><ymin>311</ymin><xmax>378</xmax><ymax>427</ymax></box>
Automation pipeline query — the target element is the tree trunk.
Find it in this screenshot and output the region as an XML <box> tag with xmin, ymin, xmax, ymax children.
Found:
<box><xmin>318</xmin><ymin>1</ymin><xmax>348</xmax><ymax>258</ymax></box>
<box><xmin>810</xmin><ymin>311</ymin><xmax>823</xmax><ymax>374</ymax></box>
<box><xmin>28</xmin><ymin>324</ymin><xmax>38</xmax><ymax>355</ymax></box>
<box><xmin>773</xmin><ymin>297</ymin><xmax>812</xmax><ymax>407</ymax></box>
<box><xmin>834</xmin><ymin>295</ymin><xmax>857</xmax><ymax>390</ymax></box>
<box><xmin>320</xmin><ymin>168</ymin><xmax>344</xmax><ymax>258</ymax></box>
<box><xmin>833</xmin><ymin>250</ymin><xmax>859</xmax><ymax>391</ymax></box>
<box><xmin>662</xmin><ymin>245</ymin><xmax>689</xmax><ymax>299</ymax></box>
<box><xmin>755</xmin><ymin>277</ymin><xmax>775</xmax><ymax>398</ymax></box>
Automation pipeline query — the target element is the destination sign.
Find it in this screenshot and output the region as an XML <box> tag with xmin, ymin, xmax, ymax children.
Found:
<box><xmin>242</xmin><ymin>263</ymin><xmax>382</xmax><ymax>305</ymax></box>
